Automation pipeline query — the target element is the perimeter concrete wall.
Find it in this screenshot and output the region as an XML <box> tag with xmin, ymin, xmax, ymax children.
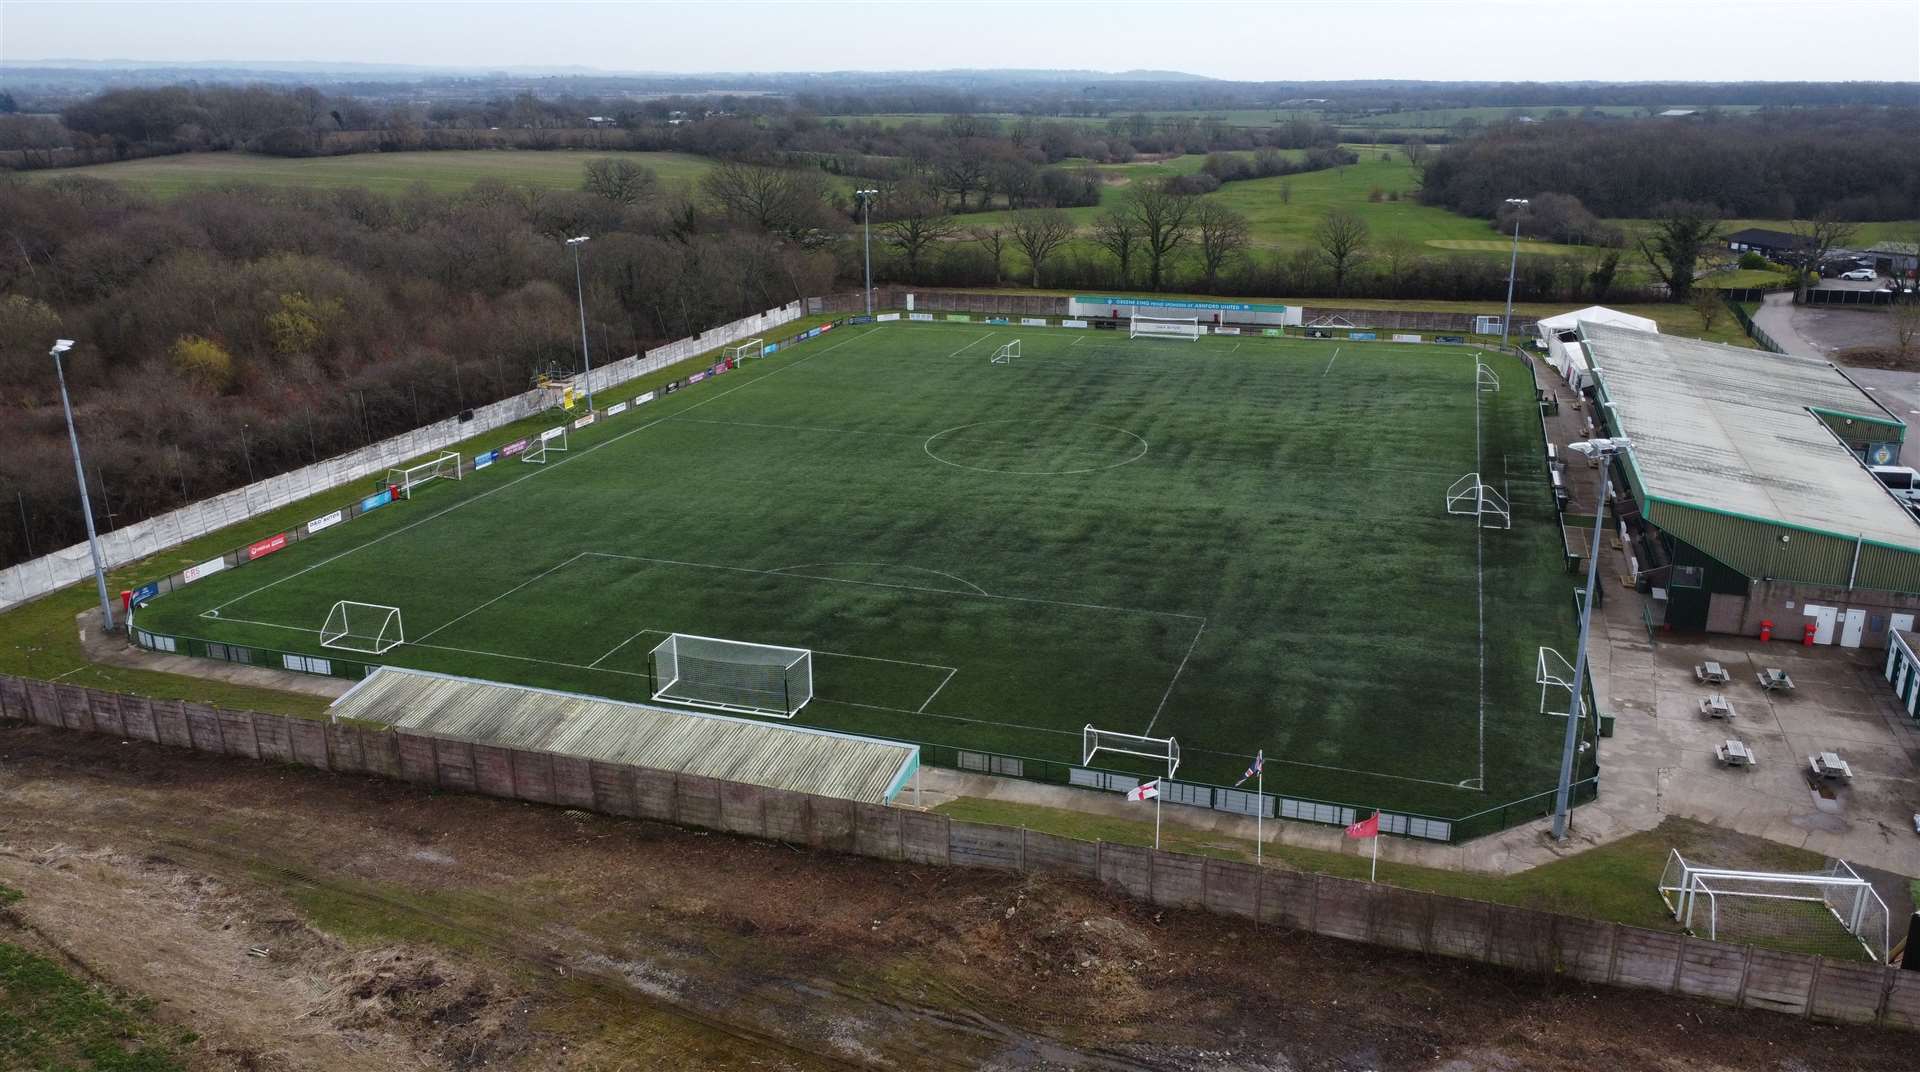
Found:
<box><xmin>0</xmin><ymin>674</ymin><xmax>1907</xmax><ymax>1030</ymax></box>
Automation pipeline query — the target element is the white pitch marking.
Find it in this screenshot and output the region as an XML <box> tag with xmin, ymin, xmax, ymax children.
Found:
<box><xmin>916</xmin><ymin>667</ymin><xmax>959</xmax><ymax>713</ymax></box>
<box><xmin>589</xmin><ymin>627</ymin><xmax>661</xmax><ymax>669</ymax></box>
<box><xmin>1142</xmin><ymin>619</ymin><xmax>1207</xmax><ymax>737</ymax></box>
<box><xmin>769</xmin><ymin>562</ymin><xmax>990</xmax><ymax>596</ymax></box>
<box><xmin>1321</xmin><ymin>347</ymin><xmax>1342</xmax><ymax>377</ymax></box>
<box><xmin>946</xmin><ymin>331</ymin><xmax>999</xmax><ymax>359</ymax></box>
<box><xmin>412</xmin><ymin>551</ymin><xmax>591</xmax><ymax>645</ymax></box>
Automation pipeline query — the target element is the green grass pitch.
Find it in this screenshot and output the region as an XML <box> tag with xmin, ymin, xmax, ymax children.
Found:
<box><xmin>135</xmin><ymin>323</ymin><xmax>1576</xmax><ymax>817</ymax></box>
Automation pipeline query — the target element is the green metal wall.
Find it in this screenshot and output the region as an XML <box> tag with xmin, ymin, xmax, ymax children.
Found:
<box><xmin>1642</xmin><ymin>497</ymin><xmax>1920</xmax><ymax>592</ymax></box>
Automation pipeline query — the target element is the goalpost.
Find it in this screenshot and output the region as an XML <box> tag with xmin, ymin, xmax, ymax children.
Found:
<box><xmin>648</xmin><ymin>633</ymin><xmax>814</xmax><ymax>718</ymax></box>
<box><xmin>320</xmin><ymin>601</ymin><xmax>404</xmax><ymax>655</ymax></box>
<box><xmin>1659</xmin><ymin>851</ymin><xmax>1890</xmax><ymax>961</ymax></box>
<box><xmin>1446</xmin><ymin>472</ymin><xmax>1512</xmax><ymax>529</ymax></box>
<box><xmin>990</xmin><ymin>339</ymin><xmax>1020</xmax><ymax>364</ymax></box>
<box><xmin>386</xmin><ymin>452</ymin><xmax>462</xmax><ymax>499</ymax></box>
<box><xmin>725</xmin><ymin>338</ymin><xmax>765</xmax><ymax>364</ymax></box>
<box><xmin>1082</xmin><ymin>725</ymin><xmax>1181</xmax><ymax>777</ymax></box>
<box><xmin>522</xmin><ymin>424</ymin><xmax>569</xmax><ymax>464</ymax></box>
<box><xmin>1129</xmin><ymin>313</ymin><xmax>1202</xmax><ymax>341</ymax></box>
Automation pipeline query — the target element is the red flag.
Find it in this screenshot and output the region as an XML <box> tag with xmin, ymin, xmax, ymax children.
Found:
<box><xmin>1345</xmin><ymin>812</ymin><xmax>1380</xmax><ymax>839</ymax></box>
<box><xmin>1127</xmin><ymin>779</ymin><xmax>1161</xmax><ymax>802</ymax></box>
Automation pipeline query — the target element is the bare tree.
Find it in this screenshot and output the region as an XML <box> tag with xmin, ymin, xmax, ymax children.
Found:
<box><xmin>1893</xmin><ymin>300</ymin><xmax>1920</xmax><ymax>364</ymax></box>
<box><xmin>1193</xmin><ymin>200</ymin><xmax>1250</xmax><ymax>293</ymax></box>
<box><xmin>1007</xmin><ymin>208</ymin><xmax>1074</xmax><ymax>288</ymax></box>
<box><xmin>1313</xmin><ymin>209</ymin><xmax>1370</xmax><ymax>295</ymax></box>
<box><xmin>1636</xmin><ymin>200</ymin><xmax>1722</xmax><ymax>302</ymax></box>
<box><xmin>1691</xmin><ymin>286</ymin><xmax>1725</xmax><ymax>333</ymax></box>
<box><xmin>879</xmin><ymin>186</ymin><xmax>957</xmax><ymax>282</ymax></box>
<box><xmin>969</xmin><ymin>225</ymin><xmax>1008</xmax><ymax>285</ymax></box>
<box><xmin>582</xmin><ymin>157</ymin><xmax>657</xmax><ymax>205</ymax></box>
<box><xmin>1787</xmin><ymin>214</ymin><xmax>1859</xmax><ymax>303</ymax></box>
<box><xmin>1092</xmin><ymin>210</ymin><xmax>1140</xmax><ymax>286</ymax></box>
<box><xmin>1125</xmin><ymin>179</ymin><xmax>1197</xmax><ymax>292</ymax></box>
<box><xmin>701</xmin><ymin>160</ymin><xmax>823</xmax><ymax>234</ymax></box>
<box><xmin>1379</xmin><ymin>234</ymin><xmax>1419</xmax><ymax>297</ymax></box>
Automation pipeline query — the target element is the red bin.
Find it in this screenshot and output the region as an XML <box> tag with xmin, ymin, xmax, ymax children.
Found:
<box><xmin>1759</xmin><ymin>619</ymin><xmax>1773</xmax><ymax>642</ymax></box>
<box><xmin>1803</xmin><ymin>622</ymin><xmax>1818</xmax><ymax>646</ymax></box>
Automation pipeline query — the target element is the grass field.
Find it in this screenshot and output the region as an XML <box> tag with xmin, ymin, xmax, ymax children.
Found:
<box><xmin>25</xmin><ymin>149</ymin><xmax>719</xmax><ymax>197</ymax></box>
<box><xmin>134</xmin><ymin>322</ymin><xmax>1574</xmax><ymax>818</ymax></box>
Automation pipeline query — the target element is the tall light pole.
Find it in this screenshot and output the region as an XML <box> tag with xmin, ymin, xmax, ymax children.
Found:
<box><xmin>565</xmin><ymin>235</ymin><xmax>595</xmax><ymax>413</ymax></box>
<box><xmin>50</xmin><ymin>339</ymin><xmax>115</xmax><ymax>632</ymax></box>
<box><xmin>1552</xmin><ymin>435</ymin><xmax>1632</xmax><ymax>841</ymax></box>
<box><xmin>855</xmin><ymin>189</ymin><xmax>878</xmax><ymax>316</ymax></box>
<box><xmin>1501</xmin><ymin>198</ymin><xmax>1529</xmax><ymax>350</ymax></box>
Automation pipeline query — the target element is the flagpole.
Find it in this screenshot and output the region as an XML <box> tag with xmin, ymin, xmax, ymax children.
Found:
<box><xmin>1154</xmin><ymin>788</ymin><xmax>1162</xmax><ymax>850</ymax></box>
<box><xmin>1371</xmin><ymin>813</ymin><xmax>1380</xmax><ymax>883</ymax></box>
<box><xmin>1255</xmin><ymin>766</ymin><xmax>1263</xmax><ymax>867</ymax></box>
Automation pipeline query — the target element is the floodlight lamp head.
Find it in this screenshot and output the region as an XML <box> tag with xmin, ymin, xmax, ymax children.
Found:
<box><xmin>565</xmin><ymin>235</ymin><xmax>590</xmax><ymax>246</ymax></box>
<box><xmin>1506</xmin><ymin>198</ymin><xmax>1530</xmax><ymax>206</ymax></box>
<box><xmin>1567</xmin><ymin>436</ymin><xmax>1631</xmax><ymax>458</ymax></box>
<box><xmin>51</xmin><ymin>339</ymin><xmax>75</xmax><ymax>354</ymax></box>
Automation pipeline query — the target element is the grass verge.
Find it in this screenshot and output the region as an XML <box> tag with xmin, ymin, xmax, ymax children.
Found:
<box><xmin>0</xmin><ymin>940</ymin><xmax>193</xmax><ymax>1071</ymax></box>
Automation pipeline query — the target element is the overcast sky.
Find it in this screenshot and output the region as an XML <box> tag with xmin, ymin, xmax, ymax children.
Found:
<box><xmin>4</xmin><ymin>1</ymin><xmax>1918</xmax><ymax>83</ymax></box>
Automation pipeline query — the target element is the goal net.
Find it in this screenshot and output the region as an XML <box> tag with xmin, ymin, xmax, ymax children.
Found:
<box><xmin>320</xmin><ymin>601</ymin><xmax>404</xmax><ymax>655</ymax></box>
<box><xmin>386</xmin><ymin>451</ymin><xmax>462</xmax><ymax>499</ymax></box>
<box><xmin>725</xmin><ymin>338</ymin><xmax>764</xmax><ymax>363</ymax></box>
<box><xmin>1130</xmin><ymin>313</ymin><xmax>1202</xmax><ymax>341</ymax></box>
<box><xmin>1445</xmin><ymin>472</ymin><xmax>1512</xmax><ymax>530</ymax></box>
<box><xmin>1659</xmin><ymin>851</ymin><xmax>1890</xmax><ymax>962</ymax></box>
<box><xmin>990</xmin><ymin>339</ymin><xmax>1020</xmax><ymax>364</ymax></box>
<box><xmin>649</xmin><ymin>633</ymin><xmax>814</xmax><ymax>718</ymax></box>
<box><xmin>522</xmin><ymin>424</ymin><xmax>569</xmax><ymax>464</ymax></box>
<box><xmin>1083</xmin><ymin>725</ymin><xmax>1181</xmax><ymax>777</ymax></box>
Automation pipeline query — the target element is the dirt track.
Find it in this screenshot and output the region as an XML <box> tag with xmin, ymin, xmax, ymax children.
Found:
<box><xmin>0</xmin><ymin>723</ymin><xmax>1907</xmax><ymax>1071</ymax></box>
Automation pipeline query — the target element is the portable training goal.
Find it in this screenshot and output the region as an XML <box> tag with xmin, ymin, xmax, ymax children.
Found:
<box><xmin>1535</xmin><ymin>646</ymin><xmax>1589</xmax><ymax>719</ymax></box>
<box><xmin>1446</xmin><ymin>472</ymin><xmax>1512</xmax><ymax>530</ymax></box>
<box><xmin>648</xmin><ymin>633</ymin><xmax>814</xmax><ymax>718</ymax></box>
<box><xmin>990</xmin><ymin>339</ymin><xmax>1020</xmax><ymax>364</ymax></box>
<box><xmin>1083</xmin><ymin>725</ymin><xmax>1181</xmax><ymax>778</ymax></box>
<box><xmin>1659</xmin><ymin>851</ymin><xmax>1890</xmax><ymax>962</ymax></box>
<box><xmin>1129</xmin><ymin>313</ymin><xmax>1202</xmax><ymax>341</ymax></box>
<box><xmin>725</xmin><ymin>338</ymin><xmax>764</xmax><ymax>363</ymax></box>
<box><xmin>1476</xmin><ymin>361</ymin><xmax>1501</xmax><ymax>392</ymax></box>
<box><xmin>522</xmin><ymin>424</ymin><xmax>569</xmax><ymax>464</ymax></box>
<box><xmin>386</xmin><ymin>451</ymin><xmax>462</xmax><ymax>499</ymax></box>
<box><xmin>320</xmin><ymin>601</ymin><xmax>404</xmax><ymax>655</ymax></box>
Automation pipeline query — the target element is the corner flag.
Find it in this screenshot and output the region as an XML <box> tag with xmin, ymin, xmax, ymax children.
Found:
<box><xmin>1127</xmin><ymin>780</ymin><xmax>1161</xmax><ymax>802</ymax></box>
<box><xmin>1345</xmin><ymin>812</ymin><xmax>1380</xmax><ymax>839</ymax></box>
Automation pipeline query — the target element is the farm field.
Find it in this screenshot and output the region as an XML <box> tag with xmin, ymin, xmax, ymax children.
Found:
<box><xmin>24</xmin><ymin>149</ymin><xmax>720</xmax><ymax>197</ymax></box>
<box><xmin>133</xmin><ymin>322</ymin><xmax>1576</xmax><ymax>819</ymax></box>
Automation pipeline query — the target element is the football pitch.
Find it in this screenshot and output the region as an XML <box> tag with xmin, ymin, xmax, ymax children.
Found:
<box><xmin>135</xmin><ymin>323</ymin><xmax>1576</xmax><ymax>817</ymax></box>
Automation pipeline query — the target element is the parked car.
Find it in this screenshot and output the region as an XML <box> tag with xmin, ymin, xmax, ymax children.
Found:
<box><xmin>1840</xmin><ymin>268</ymin><xmax>1878</xmax><ymax>281</ymax></box>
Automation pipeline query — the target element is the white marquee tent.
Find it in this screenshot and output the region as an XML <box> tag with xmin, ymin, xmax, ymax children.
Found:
<box><xmin>1535</xmin><ymin>306</ymin><xmax>1659</xmax><ymax>391</ymax></box>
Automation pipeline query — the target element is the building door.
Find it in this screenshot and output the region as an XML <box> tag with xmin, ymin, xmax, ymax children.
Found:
<box><xmin>1892</xmin><ymin>612</ymin><xmax>1915</xmax><ymax>636</ymax></box>
<box><xmin>1804</xmin><ymin>604</ymin><xmax>1838</xmax><ymax>645</ymax></box>
<box><xmin>1840</xmin><ymin>608</ymin><xmax>1867</xmax><ymax>648</ymax></box>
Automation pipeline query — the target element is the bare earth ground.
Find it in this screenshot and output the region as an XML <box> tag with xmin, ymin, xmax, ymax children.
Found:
<box><xmin>0</xmin><ymin>724</ymin><xmax>1908</xmax><ymax>1072</ymax></box>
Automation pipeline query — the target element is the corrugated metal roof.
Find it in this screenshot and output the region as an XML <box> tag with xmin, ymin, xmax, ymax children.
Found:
<box><xmin>1582</xmin><ymin>321</ymin><xmax>1920</xmax><ymax>552</ymax></box>
<box><xmin>330</xmin><ymin>668</ymin><xmax>919</xmax><ymax>804</ymax></box>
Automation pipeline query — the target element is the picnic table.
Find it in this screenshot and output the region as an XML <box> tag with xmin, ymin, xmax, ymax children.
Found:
<box><xmin>1808</xmin><ymin>751</ymin><xmax>1853</xmax><ymax>780</ymax></box>
<box><xmin>1695</xmin><ymin>661</ymin><xmax>1731</xmax><ymax>685</ymax></box>
<box><xmin>1757</xmin><ymin>668</ymin><xmax>1796</xmax><ymax>692</ymax></box>
<box><xmin>1699</xmin><ymin>693</ymin><xmax>1736</xmax><ymax>719</ymax></box>
<box><xmin>1716</xmin><ymin>739</ymin><xmax>1755</xmax><ymax>768</ymax></box>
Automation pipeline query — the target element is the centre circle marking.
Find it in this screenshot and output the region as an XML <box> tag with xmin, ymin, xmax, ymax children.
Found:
<box><xmin>922</xmin><ymin>419</ymin><xmax>1149</xmax><ymax>475</ymax></box>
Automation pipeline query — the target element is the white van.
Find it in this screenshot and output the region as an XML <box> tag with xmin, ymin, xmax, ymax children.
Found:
<box><xmin>1870</xmin><ymin>465</ymin><xmax>1920</xmax><ymax>504</ymax></box>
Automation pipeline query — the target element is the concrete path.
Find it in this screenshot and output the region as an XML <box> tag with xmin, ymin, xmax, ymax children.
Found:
<box><xmin>79</xmin><ymin>609</ymin><xmax>351</xmax><ymax>699</ymax></box>
<box><xmin>1752</xmin><ymin>291</ymin><xmax>1899</xmax><ymax>358</ymax></box>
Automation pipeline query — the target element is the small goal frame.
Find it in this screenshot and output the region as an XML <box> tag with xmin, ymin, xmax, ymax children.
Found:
<box><xmin>1476</xmin><ymin>361</ymin><xmax>1501</xmax><ymax>392</ymax></box>
<box><xmin>648</xmin><ymin>632</ymin><xmax>814</xmax><ymax>719</ymax></box>
<box><xmin>1535</xmin><ymin>646</ymin><xmax>1588</xmax><ymax>719</ymax></box>
<box><xmin>1083</xmin><ymin>725</ymin><xmax>1181</xmax><ymax>778</ymax></box>
<box><xmin>387</xmin><ymin>451</ymin><xmax>462</xmax><ymax>499</ymax></box>
<box><xmin>522</xmin><ymin>424</ymin><xmax>569</xmax><ymax>464</ymax></box>
<box><xmin>1129</xmin><ymin>313</ymin><xmax>1202</xmax><ymax>342</ymax></box>
<box><xmin>320</xmin><ymin>601</ymin><xmax>404</xmax><ymax>655</ymax></box>
<box><xmin>1658</xmin><ymin>850</ymin><xmax>1889</xmax><ymax>961</ymax></box>
<box><xmin>1446</xmin><ymin>472</ymin><xmax>1512</xmax><ymax>530</ymax></box>
<box><xmin>990</xmin><ymin>339</ymin><xmax>1020</xmax><ymax>364</ymax></box>
<box><xmin>725</xmin><ymin>338</ymin><xmax>765</xmax><ymax>363</ymax></box>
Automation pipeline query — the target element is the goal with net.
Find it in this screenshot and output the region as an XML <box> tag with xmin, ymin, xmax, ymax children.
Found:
<box><xmin>1445</xmin><ymin>472</ymin><xmax>1512</xmax><ymax>530</ymax></box>
<box><xmin>648</xmin><ymin>633</ymin><xmax>814</xmax><ymax>718</ymax></box>
<box><xmin>1082</xmin><ymin>725</ymin><xmax>1181</xmax><ymax>777</ymax></box>
<box><xmin>522</xmin><ymin>424</ymin><xmax>569</xmax><ymax>464</ymax></box>
<box><xmin>725</xmin><ymin>338</ymin><xmax>765</xmax><ymax>364</ymax></box>
<box><xmin>1658</xmin><ymin>850</ymin><xmax>1890</xmax><ymax>961</ymax></box>
<box><xmin>990</xmin><ymin>339</ymin><xmax>1020</xmax><ymax>364</ymax></box>
<box><xmin>320</xmin><ymin>601</ymin><xmax>404</xmax><ymax>655</ymax></box>
<box><xmin>1130</xmin><ymin>313</ymin><xmax>1202</xmax><ymax>341</ymax></box>
<box><xmin>386</xmin><ymin>452</ymin><xmax>462</xmax><ymax>499</ymax></box>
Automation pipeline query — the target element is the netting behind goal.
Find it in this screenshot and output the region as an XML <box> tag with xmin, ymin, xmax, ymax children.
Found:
<box><xmin>726</xmin><ymin>338</ymin><xmax>764</xmax><ymax>362</ymax></box>
<box><xmin>1659</xmin><ymin>851</ymin><xmax>1889</xmax><ymax>961</ymax></box>
<box><xmin>387</xmin><ymin>452</ymin><xmax>462</xmax><ymax>498</ymax></box>
<box><xmin>1130</xmin><ymin>314</ymin><xmax>1201</xmax><ymax>341</ymax></box>
<box><xmin>649</xmin><ymin>633</ymin><xmax>814</xmax><ymax>718</ymax></box>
